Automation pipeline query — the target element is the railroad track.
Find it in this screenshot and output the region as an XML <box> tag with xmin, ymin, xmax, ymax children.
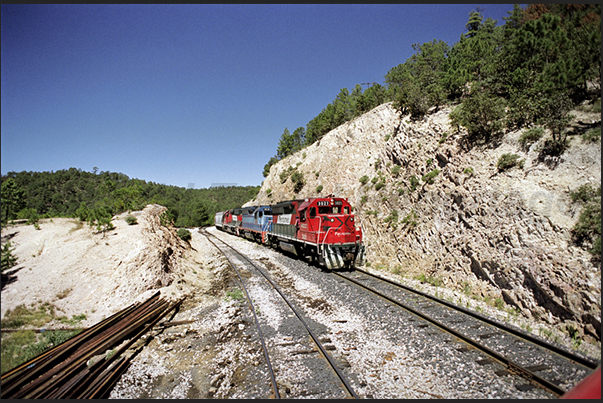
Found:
<box><xmin>0</xmin><ymin>291</ymin><xmax>183</xmax><ymax>399</ymax></box>
<box><xmin>200</xmin><ymin>228</ymin><xmax>359</xmax><ymax>399</ymax></box>
<box><xmin>333</xmin><ymin>267</ymin><xmax>600</xmax><ymax>397</ymax></box>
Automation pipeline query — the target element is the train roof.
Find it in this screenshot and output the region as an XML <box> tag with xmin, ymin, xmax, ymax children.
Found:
<box><xmin>271</xmin><ymin>199</ymin><xmax>303</xmax><ymax>215</ymax></box>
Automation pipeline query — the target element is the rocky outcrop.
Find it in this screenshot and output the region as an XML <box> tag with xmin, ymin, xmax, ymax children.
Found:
<box><xmin>252</xmin><ymin>102</ymin><xmax>601</xmax><ymax>342</ymax></box>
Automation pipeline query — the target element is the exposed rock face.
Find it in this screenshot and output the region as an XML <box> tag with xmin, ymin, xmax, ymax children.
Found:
<box><xmin>252</xmin><ymin>102</ymin><xmax>601</xmax><ymax>342</ymax></box>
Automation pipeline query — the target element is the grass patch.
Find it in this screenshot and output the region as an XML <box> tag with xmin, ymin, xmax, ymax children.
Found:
<box><xmin>1</xmin><ymin>302</ymin><xmax>85</xmax><ymax>374</ymax></box>
<box><xmin>225</xmin><ymin>288</ymin><xmax>244</xmax><ymax>302</ymax></box>
<box><xmin>497</xmin><ymin>153</ymin><xmax>524</xmax><ymax>171</ymax></box>
<box><xmin>415</xmin><ymin>273</ymin><xmax>442</xmax><ymax>287</ymax></box>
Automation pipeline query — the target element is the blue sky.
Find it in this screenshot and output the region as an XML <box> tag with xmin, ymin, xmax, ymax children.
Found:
<box><xmin>1</xmin><ymin>4</ymin><xmax>516</xmax><ymax>189</ymax></box>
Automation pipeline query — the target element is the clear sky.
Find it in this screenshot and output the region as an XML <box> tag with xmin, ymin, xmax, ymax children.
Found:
<box><xmin>1</xmin><ymin>4</ymin><xmax>516</xmax><ymax>189</ymax></box>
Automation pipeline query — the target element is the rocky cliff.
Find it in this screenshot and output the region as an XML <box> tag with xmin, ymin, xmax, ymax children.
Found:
<box><xmin>251</xmin><ymin>102</ymin><xmax>601</xmax><ymax>343</ymax></box>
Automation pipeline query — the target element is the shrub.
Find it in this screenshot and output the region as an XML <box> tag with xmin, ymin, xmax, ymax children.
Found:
<box><xmin>280</xmin><ymin>166</ymin><xmax>295</xmax><ymax>184</ymax></box>
<box><xmin>359</xmin><ymin>175</ymin><xmax>369</xmax><ymax>185</ymax></box>
<box><xmin>391</xmin><ymin>165</ymin><xmax>401</xmax><ymax>176</ymax></box>
<box><xmin>360</xmin><ymin>195</ymin><xmax>368</xmax><ymax>205</ymax></box>
<box><xmin>76</xmin><ymin>202</ymin><xmax>89</xmax><ymax>222</ymax></box>
<box><xmin>290</xmin><ymin>170</ymin><xmax>305</xmax><ymax>193</ymax></box>
<box><xmin>415</xmin><ymin>273</ymin><xmax>443</xmax><ymax>287</ymax></box>
<box><xmin>374</xmin><ymin>179</ymin><xmax>386</xmax><ymax>191</ymax></box>
<box><xmin>570</xmin><ymin>184</ymin><xmax>601</xmax><ymax>258</ymax></box>
<box><xmin>177</xmin><ymin>228</ymin><xmax>192</xmax><ymax>242</ymax></box>
<box><xmin>570</xmin><ymin>184</ymin><xmax>600</xmax><ymax>203</ymax></box>
<box><xmin>438</xmin><ymin>132</ymin><xmax>448</xmax><ymax>144</ymax></box>
<box><xmin>583</xmin><ymin>128</ymin><xmax>601</xmax><ymax>143</ymax></box>
<box><xmin>463</xmin><ymin>167</ymin><xmax>474</xmax><ymax>176</ymax></box>
<box><xmin>421</xmin><ymin>169</ymin><xmax>440</xmax><ymax>184</ymax></box>
<box><xmin>316</xmin><ymin>185</ymin><xmax>323</xmax><ymax>193</ymax></box>
<box><xmin>17</xmin><ymin>208</ymin><xmax>39</xmax><ymax>225</ymax></box>
<box><xmin>593</xmin><ymin>98</ymin><xmax>601</xmax><ymax>113</ymax></box>
<box><xmin>125</xmin><ymin>215</ymin><xmax>138</xmax><ymax>225</ymax></box>
<box><xmin>401</xmin><ymin>210</ymin><xmax>417</xmax><ymax>228</ymax></box>
<box><xmin>518</xmin><ymin>127</ymin><xmax>544</xmax><ymax>150</ymax></box>
<box><xmin>384</xmin><ymin>210</ymin><xmax>399</xmax><ymax>229</ymax></box>
<box><xmin>497</xmin><ymin>153</ymin><xmax>523</xmax><ymax>171</ymax></box>
<box><xmin>409</xmin><ymin>175</ymin><xmax>419</xmax><ymax>192</ymax></box>
<box><xmin>1</xmin><ymin>242</ymin><xmax>17</xmax><ymax>272</ymax></box>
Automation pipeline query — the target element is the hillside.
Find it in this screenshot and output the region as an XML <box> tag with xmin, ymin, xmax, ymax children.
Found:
<box><xmin>252</xmin><ymin>102</ymin><xmax>601</xmax><ymax>344</ymax></box>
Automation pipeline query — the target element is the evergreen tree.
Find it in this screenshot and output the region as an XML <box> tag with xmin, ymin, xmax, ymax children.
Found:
<box><xmin>1</xmin><ymin>178</ymin><xmax>26</xmax><ymax>221</ymax></box>
<box><xmin>465</xmin><ymin>9</ymin><xmax>484</xmax><ymax>37</ymax></box>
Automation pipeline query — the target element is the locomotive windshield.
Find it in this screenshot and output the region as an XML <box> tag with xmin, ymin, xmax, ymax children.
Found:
<box><xmin>317</xmin><ymin>203</ymin><xmax>350</xmax><ymax>215</ymax></box>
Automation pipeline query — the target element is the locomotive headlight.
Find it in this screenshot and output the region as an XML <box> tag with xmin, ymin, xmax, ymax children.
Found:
<box><xmin>351</xmin><ymin>217</ymin><xmax>354</xmax><ymax>222</ymax></box>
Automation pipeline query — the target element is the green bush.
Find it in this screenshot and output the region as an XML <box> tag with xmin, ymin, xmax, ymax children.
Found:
<box><xmin>290</xmin><ymin>170</ymin><xmax>305</xmax><ymax>193</ymax></box>
<box><xmin>177</xmin><ymin>228</ymin><xmax>192</xmax><ymax>242</ymax></box>
<box><xmin>125</xmin><ymin>215</ymin><xmax>137</xmax><ymax>225</ymax></box>
<box><xmin>1</xmin><ymin>242</ymin><xmax>17</xmax><ymax>272</ymax></box>
<box><xmin>583</xmin><ymin>128</ymin><xmax>600</xmax><ymax>143</ymax></box>
<box><xmin>409</xmin><ymin>175</ymin><xmax>420</xmax><ymax>192</ymax></box>
<box><xmin>593</xmin><ymin>98</ymin><xmax>601</xmax><ymax>113</ymax></box>
<box><xmin>421</xmin><ymin>169</ymin><xmax>440</xmax><ymax>184</ymax></box>
<box><xmin>518</xmin><ymin>127</ymin><xmax>544</xmax><ymax>150</ymax></box>
<box><xmin>280</xmin><ymin>166</ymin><xmax>295</xmax><ymax>184</ymax></box>
<box><xmin>401</xmin><ymin>210</ymin><xmax>417</xmax><ymax>228</ymax></box>
<box><xmin>359</xmin><ymin>175</ymin><xmax>369</xmax><ymax>185</ymax></box>
<box><xmin>497</xmin><ymin>153</ymin><xmax>523</xmax><ymax>171</ymax></box>
<box><xmin>391</xmin><ymin>165</ymin><xmax>401</xmax><ymax>176</ymax></box>
<box><xmin>374</xmin><ymin>179</ymin><xmax>386</xmax><ymax>191</ymax></box>
<box><xmin>384</xmin><ymin>210</ymin><xmax>399</xmax><ymax>229</ymax></box>
<box><xmin>316</xmin><ymin>185</ymin><xmax>323</xmax><ymax>193</ymax></box>
<box><xmin>570</xmin><ymin>184</ymin><xmax>601</xmax><ymax>258</ymax></box>
<box><xmin>17</xmin><ymin>208</ymin><xmax>39</xmax><ymax>225</ymax></box>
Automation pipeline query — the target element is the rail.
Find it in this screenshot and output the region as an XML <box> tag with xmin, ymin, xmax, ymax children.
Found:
<box><xmin>201</xmin><ymin>228</ymin><xmax>358</xmax><ymax>399</ymax></box>
<box><xmin>1</xmin><ymin>292</ymin><xmax>183</xmax><ymax>399</ymax></box>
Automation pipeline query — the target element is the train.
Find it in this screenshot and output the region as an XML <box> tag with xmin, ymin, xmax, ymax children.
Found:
<box><xmin>214</xmin><ymin>195</ymin><xmax>365</xmax><ymax>270</ymax></box>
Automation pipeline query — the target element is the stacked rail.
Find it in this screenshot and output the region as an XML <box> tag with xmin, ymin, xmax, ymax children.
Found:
<box><xmin>1</xmin><ymin>291</ymin><xmax>183</xmax><ymax>399</ymax></box>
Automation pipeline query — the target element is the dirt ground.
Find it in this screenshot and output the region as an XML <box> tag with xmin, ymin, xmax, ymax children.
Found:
<box><xmin>1</xmin><ymin>204</ymin><xmax>222</xmax><ymax>330</ymax></box>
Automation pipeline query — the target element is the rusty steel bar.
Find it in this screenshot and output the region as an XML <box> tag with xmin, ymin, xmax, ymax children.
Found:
<box><xmin>78</xmin><ymin>298</ymin><xmax>184</xmax><ymax>398</ymax></box>
<box><xmin>66</xmin><ymin>298</ymin><xmax>183</xmax><ymax>399</ymax></box>
<box><xmin>0</xmin><ymin>293</ymin><xmax>157</xmax><ymax>396</ymax></box>
<box><xmin>0</xmin><ymin>291</ymin><xmax>181</xmax><ymax>399</ymax></box>
<box><xmin>22</xmin><ymin>298</ymin><xmax>170</xmax><ymax>399</ymax></box>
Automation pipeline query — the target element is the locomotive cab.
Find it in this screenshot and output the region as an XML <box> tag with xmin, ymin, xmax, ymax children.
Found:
<box><xmin>298</xmin><ymin>196</ymin><xmax>364</xmax><ymax>269</ymax></box>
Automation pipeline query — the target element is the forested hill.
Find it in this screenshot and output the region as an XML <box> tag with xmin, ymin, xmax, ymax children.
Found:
<box><xmin>1</xmin><ymin>169</ymin><xmax>259</xmax><ymax>227</ymax></box>
<box><xmin>264</xmin><ymin>4</ymin><xmax>601</xmax><ymax>176</ymax></box>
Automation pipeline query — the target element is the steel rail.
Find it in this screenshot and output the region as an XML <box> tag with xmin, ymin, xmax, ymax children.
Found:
<box><xmin>355</xmin><ymin>267</ymin><xmax>599</xmax><ymax>370</ymax></box>
<box><xmin>42</xmin><ymin>299</ymin><xmax>172</xmax><ymax>399</ymax></box>
<box><xmin>1</xmin><ymin>291</ymin><xmax>180</xmax><ymax>399</ymax></box>
<box><xmin>74</xmin><ymin>298</ymin><xmax>184</xmax><ymax>399</ymax></box>
<box><xmin>0</xmin><ymin>292</ymin><xmax>159</xmax><ymax>396</ymax></box>
<box><xmin>201</xmin><ymin>228</ymin><xmax>280</xmax><ymax>399</ymax></box>
<box><xmin>333</xmin><ymin>270</ymin><xmax>567</xmax><ymax>397</ymax></box>
<box><xmin>204</xmin><ymin>229</ymin><xmax>359</xmax><ymax>399</ymax></box>
<box><xmin>16</xmin><ymin>297</ymin><xmax>169</xmax><ymax>399</ymax></box>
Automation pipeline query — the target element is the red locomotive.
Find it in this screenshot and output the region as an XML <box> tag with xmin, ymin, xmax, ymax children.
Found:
<box><xmin>215</xmin><ymin>195</ymin><xmax>365</xmax><ymax>270</ymax></box>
